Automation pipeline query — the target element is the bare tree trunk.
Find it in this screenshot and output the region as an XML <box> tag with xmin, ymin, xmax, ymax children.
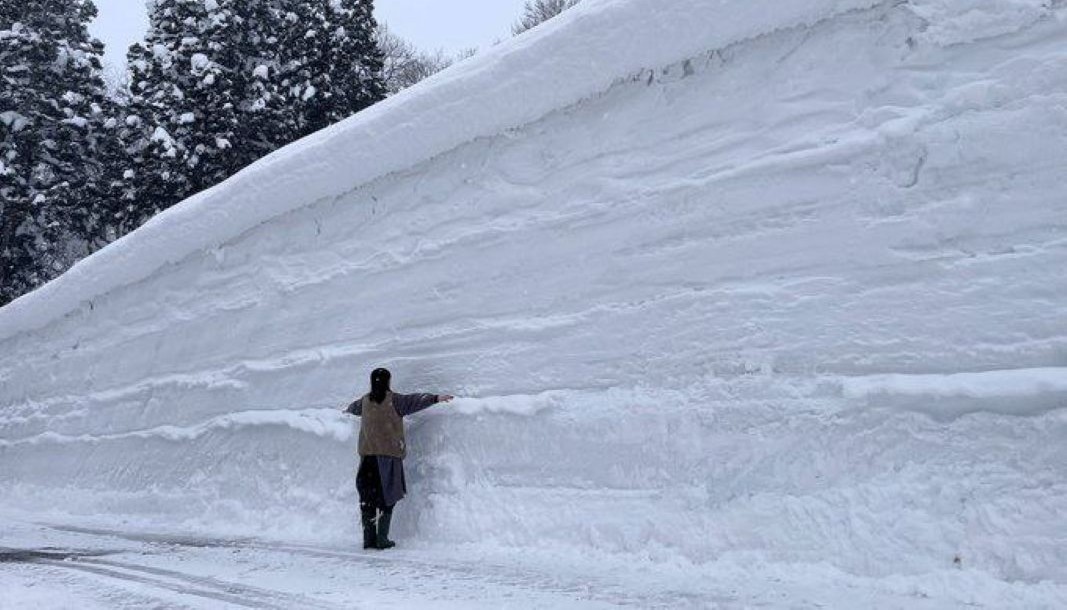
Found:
<box><xmin>512</xmin><ymin>0</ymin><xmax>581</xmax><ymax>35</ymax></box>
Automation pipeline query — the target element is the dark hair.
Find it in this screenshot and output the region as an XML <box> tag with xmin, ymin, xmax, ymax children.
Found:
<box><xmin>369</xmin><ymin>368</ymin><xmax>391</xmax><ymax>403</ymax></box>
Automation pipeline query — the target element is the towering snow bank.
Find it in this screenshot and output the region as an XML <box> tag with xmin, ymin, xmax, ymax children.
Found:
<box><xmin>0</xmin><ymin>0</ymin><xmax>882</xmax><ymax>340</ymax></box>
<box><xmin>2</xmin><ymin>0</ymin><xmax>1067</xmax><ymax>603</ymax></box>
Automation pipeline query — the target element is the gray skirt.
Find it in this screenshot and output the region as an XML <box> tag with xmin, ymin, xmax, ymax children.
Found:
<box><xmin>357</xmin><ymin>455</ymin><xmax>407</xmax><ymax>508</ymax></box>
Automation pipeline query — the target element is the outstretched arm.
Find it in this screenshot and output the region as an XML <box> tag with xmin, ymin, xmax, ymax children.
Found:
<box><xmin>393</xmin><ymin>393</ymin><xmax>454</xmax><ymax>417</ymax></box>
<box><xmin>343</xmin><ymin>397</ymin><xmax>363</xmax><ymax>416</ymax></box>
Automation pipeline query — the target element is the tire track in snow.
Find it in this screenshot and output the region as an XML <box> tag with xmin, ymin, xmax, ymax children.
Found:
<box><xmin>3</xmin><ymin>546</ymin><xmax>342</xmax><ymax>609</ymax></box>
<box><xmin>41</xmin><ymin>523</ymin><xmax>726</xmax><ymax>608</ymax></box>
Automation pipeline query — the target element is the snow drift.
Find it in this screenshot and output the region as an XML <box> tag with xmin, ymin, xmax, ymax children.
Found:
<box><xmin>2</xmin><ymin>0</ymin><xmax>1066</xmax><ymax>604</ymax></box>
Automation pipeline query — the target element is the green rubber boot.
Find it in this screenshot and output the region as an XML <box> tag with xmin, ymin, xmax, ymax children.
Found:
<box><xmin>376</xmin><ymin>507</ymin><xmax>396</xmax><ymax>550</ymax></box>
<box><xmin>361</xmin><ymin>506</ymin><xmax>377</xmax><ymax>550</ymax></box>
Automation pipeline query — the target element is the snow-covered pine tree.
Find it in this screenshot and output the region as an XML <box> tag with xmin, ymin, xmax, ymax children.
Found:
<box><xmin>119</xmin><ymin>0</ymin><xmax>246</xmax><ymax>224</ymax></box>
<box><xmin>0</xmin><ymin>0</ymin><xmax>111</xmax><ymax>305</ymax></box>
<box><xmin>266</xmin><ymin>0</ymin><xmax>386</xmax><ymax>142</ymax></box>
<box><xmin>115</xmin><ymin>0</ymin><xmax>385</xmax><ymax>233</ymax></box>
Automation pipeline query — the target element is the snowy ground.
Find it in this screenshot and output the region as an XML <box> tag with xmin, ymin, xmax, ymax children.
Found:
<box><xmin>5</xmin><ymin>512</ymin><xmax>1063</xmax><ymax>609</ymax></box>
<box><xmin>3</xmin><ymin>0</ymin><xmax>1067</xmax><ymax>607</ymax></box>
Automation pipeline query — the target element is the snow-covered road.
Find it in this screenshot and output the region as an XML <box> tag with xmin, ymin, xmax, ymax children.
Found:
<box><xmin>4</xmin><ymin>516</ymin><xmax>648</xmax><ymax>609</ymax></box>
<box><xmin>6</xmin><ymin>514</ymin><xmax>1063</xmax><ymax>609</ymax></box>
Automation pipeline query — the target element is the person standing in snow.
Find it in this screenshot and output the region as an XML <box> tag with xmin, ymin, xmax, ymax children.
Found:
<box><xmin>343</xmin><ymin>368</ymin><xmax>453</xmax><ymax>550</ymax></box>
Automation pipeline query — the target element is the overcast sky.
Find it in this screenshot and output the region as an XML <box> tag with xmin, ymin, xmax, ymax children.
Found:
<box><xmin>90</xmin><ymin>0</ymin><xmax>529</xmax><ymax>69</ymax></box>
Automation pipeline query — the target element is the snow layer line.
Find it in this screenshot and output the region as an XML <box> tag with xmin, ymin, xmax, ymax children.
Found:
<box><xmin>842</xmin><ymin>367</ymin><xmax>1067</xmax><ymax>400</ymax></box>
<box><xmin>0</xmin><ymin>408</ymin><xmax>350</xmax><ymax>447</ymax></box>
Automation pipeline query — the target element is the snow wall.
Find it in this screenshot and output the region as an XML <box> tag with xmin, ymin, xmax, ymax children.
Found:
<box><xmin>2</xmin><ymin>0</ymin><xmax>1066</xmax><ymax>593</ymax></box>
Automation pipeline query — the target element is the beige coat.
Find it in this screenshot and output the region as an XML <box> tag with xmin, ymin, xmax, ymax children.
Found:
<box><xmin>357</xmin><ymin>392</ymin><xmax>406</xmax><ymax>458</ymax></box>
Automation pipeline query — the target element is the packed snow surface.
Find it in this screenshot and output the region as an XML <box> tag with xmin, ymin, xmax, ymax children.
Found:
<box><xmin>2</xmin><ymin>0</ymin><xmax>1067</xmax><ymax>606</ymax></box>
